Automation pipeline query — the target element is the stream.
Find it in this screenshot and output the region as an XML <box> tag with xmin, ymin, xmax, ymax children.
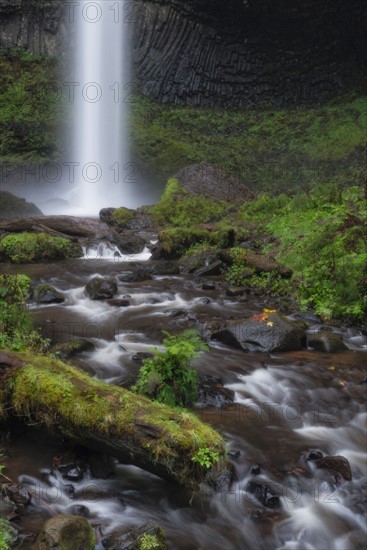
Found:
<box><xmin>1</xmin><ymin>250</ymin><xmax>366</xmax><ymax>550</ymax></box>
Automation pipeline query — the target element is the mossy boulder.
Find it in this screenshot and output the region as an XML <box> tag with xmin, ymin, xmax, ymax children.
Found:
<box><xmin>0</xmin><ymin>232</ymin><xmax>82</xmax><ymax>263</ymax></box>
<box><xmin>152</xmin><ymin>228</ymin><xmax>211</xmax><ymax>259</ymax></box>
<box><xmin>99</xmin><ymin>207</ymin><xmax>135</xmax><ymax>228</ymax></box>
<box><xmin>35</xmin><ymin>514</ymin><xmax>95</xmax><ymax>550</ymax></box>
<box><xmin>102</xmin><ymin>520</ymin><xmax>167</xmax><ymax>550</ymax></box>
<box><xmin>84</xmin><ymin>277</ymin><xmax>118</xmax><ymax>300</ymax></box>
<box><xmin>0</xmin><ymin>191</ymin><xmax>43</xmax><ymax>219</ymax></box>
<box><xmin>34</xmin><ymin>284</ymin><xmax>64</xmax><ymax>304</ymax></box>
<box><xmin>179</xmin><ymin>246</ymin><xmax>220</xmax><ymax>273</ymax></box>
<box><xmin>52</xmin><ymin>339</ymin><xmax>95</xmax><ymax>360</ymax></box>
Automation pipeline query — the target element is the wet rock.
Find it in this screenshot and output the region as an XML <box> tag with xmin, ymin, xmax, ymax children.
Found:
<box><xmin>52</xmin><ymin>339</ymin><xmax>95</xmax><ymax>360</ymax></box>
<box><xmin>147</xmin><ymin>261</ymin><xmax>180</xmax><ymax>276</ymax></box>
<box><xmin>169</xmin><ymin>309</ymin><xmax>187</xmax><ymax>318</ymax></box>
<box><xmin>194</xmin><ymin>260</ymin><xmax>223</xmax><ymax>277</ymax></box>
<box><xmin>99</xmin><ymin>207</ymin><xmax>115</xmax><ymax>224</ymax></box>
<box><xmin>179</xmin><ymin>248</ymin><xmax>220</xmax><ymax>274</ymax></box>
<box><xmin>299</xmin><ymin>312</ymin><xmax>321</xmax><ymax>324</ymax></box>
<box><xmin>246</xmin><ymin>481</ymin><xmax>281</xmax><ymax>509</ymax></box>
<box><xmin>87</xmin><ymin>451</ymin><xmax>115</xmax><ymax>479</ymax></box>
<box><xmin>198</xmin><ymin>376</ymin><xmax>235</xmax><ymax>407</ymax></box>
<box><xmin>84</xmin><ymin>277</ymin><xmax>118</xmax><ymax>300</ymax></box>
<box><xmin>132</xmin><ymin>352</ymin><xmax>154</xmax><ymax>363</ymax></box>
<box><xmin>226</xmin><ymin>286</ymin><xmax>245</xmax><ymax>297</ymax></box>
<box><xmin>205</xmin><ymin>462</ymin><xmax>235</xmax><ymax>493</ymax></box>
<box><xmin>0</xmin><ymin>191</ymin><xmax>43</xmax><ymax>219</ymax></box>
<box><xmin>199</xmin><ymin>297</ymin><xmax>211</xmax><ymax>304</ymax></box>
<box><xmin>212</xmin><ymin>312</ymin><xmax>306</xmax><ymax>352</ymax></box>
<box><xmin>118</xmin><ymin>268</ymin><xmax>152</xmax><ymax>282</ymax></box>
<box><xmin>107</xmin><ymin>298</ymin><xmax>131</xmax><ymax>307</ymax></box>
<box><xmin>34</xmin><ymin>284</ymin><xmax>64</xmax><ymax>304</ymax></box>
<box><xmin>35</xmin><ymin>514</ymin><xmax>95</xmax><ymax>550</ymax></box>
<box><xmin>306</xmin><ymin>449</ymin><xmax>324</xmax><ymax>461</ymax></box>
<box><xmin>58</xmin><ymin>464</ymin><xmax>85</xmax><ymax>482</ymax></box>
<box><xmin>1</xmin><ymin>483</ymin><xmax>31</xmax><ymax>510</ymax></box>
<box><xmin>250</xmin><ymin>464</ymin><xmax>262</xmax><ymax>475</ymax></box>
<box><xmin>66</xmin><ymin>504</ymin><xmax>89</xmax><ymax>517</ymax></box>
<box><xmin>112</xmin><ymin>231</ymin><xmax>146</xmax><ymax>255</ymax></box>
<box><xmin>228</xmin><ymin>450</ymin><xmax>241</xmax><ymax>459</ymax></box>
<box><xmin>315</xmin><ymin>455</ymin><xmax>352</xmax><ymax>481</ymax></box>
<box><xmin>307</xmin><ymin>330</ymin><xmax>347</xmax><ymax>353</ymax></box>
<box><xmin>102</xmin><ymin>520</ymin><xmax>167</xmax><ymax>550</ymax></box>
<box><xmin>202</xmin><ymin>281</ymin><xmax>216</xmax><ymax>290</ymax></box>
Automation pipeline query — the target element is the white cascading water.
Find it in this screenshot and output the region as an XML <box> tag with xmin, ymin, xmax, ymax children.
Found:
<box><xmin>73</xmin><ymin>0</ymin><xmax>129</xmax><ymax>215</ymax></box>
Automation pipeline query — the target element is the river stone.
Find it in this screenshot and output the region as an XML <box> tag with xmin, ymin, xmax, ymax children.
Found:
<box><xmin>35</xmin><ymin>514</ymin><xmax>95</xmax><ymax>550</ymax></box>
<box><xmin>307</xmin><ymin>330</ymin><xmax>347</xmax><ymax>353</ymax></box>
<box><xmin>102</xmin><ymin>520</ymin><xmax>167</xmax><ymax>550</ymax></box>
<box><xmin>198</xmin><ymin>376</ymin><xmax>235</xmax><ymax>407</ymax></box>
<box><xmin>0</xmin><ymin>191</ymin><xmax>43</xmax><ymax>219</ymax></box>
<box><xmin>146</xmin><ymin>261</ymin><xmax>180</xmax><ymax>276</ymax></box>
<box><xmin>211</xmin><ymin>312</ymin><xmax>306</xmax><ymax>352</ymax></box>
<box><xmin>179</xmin><ymin>249</ymin><xmax>220</xmax><ymax>273</ymax></box>
<box><xmin>34</xmin><ymin>284</ymin><xmax>64</xmax><ymax>304</ymax></box>
<box><xmin>246</xmin><ymin>481</ymin><xmax>281</xmax><ymax>509</ymax></box>
<box><xmin>194</xmin><ymin>260</ymin><xmax>224</xmax><ymax>277</ymax></box>
<box><xmin>112</xmin><ymin>231</ymin><xmax>146</xmax><ymax>255</ymax></box>
<box><xmin>315</xmin><ymin>455</ymin><xmax>352</xmax><ymax>481</ymax></box>
<box><xmin>84</xmin><ymin>277</ymin><xmax>117</xmax><ymax>300</ymax></box>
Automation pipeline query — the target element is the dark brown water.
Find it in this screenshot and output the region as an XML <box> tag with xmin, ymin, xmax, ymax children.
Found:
<box><xmin>1</xmin><ymin>256</ymin><xmax>366</xmax><ymax>549</ymax></box>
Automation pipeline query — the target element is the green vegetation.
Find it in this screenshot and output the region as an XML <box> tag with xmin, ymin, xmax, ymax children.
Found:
<box><xmin>191</xmin><ymin>447</ymin><xmax>220</xmax><ymax>470</ymax></box>
<box><xmin>1</xmin><ymin>351</ymin><xmax>225</xmax><ymax>487</ymax></box>
<box><xmin>0</xmin><ymin>519</ymin><xmax>12</xmax><ymax>550</ymax></box>
<box><xmin>139</xmin><ymin>533</ymin><xmax>166</xmax><ymax>550</ymax></box>
<box><xmin>0</xmin><ymin>232</ymin><xmax>82</xmax><ymax>263</ymax></box>
<box><xmin>150</xmin><ymin>178</ymin><xmax>229</xmax><ymax>227</ymax></box>
<box><xmin>0</xmin><ymin>49</ymin><xmax>63</xmax><ymax>162</ymax></box>
<box><xmin>241</xmin><ymin>184</ymin><xmax>367</xmax><ymax>321</ymax></box>
<box><xmin>130</xmin><ymin>92</ymin><xmax>367</xmax><ymax>192</ymax></box>
<box><xmin>133</xmin><ymin>330</ymin><xmax>207</xmax><ymax>407</ymax></box>
<box><xmin>111</xmin><ymin>207</ymin><xmax>134</xmax><ymax>227</ymax></box>
<box><xmin>0</xmin><ymin>274</ymin><xmax>48</xmax><ymax>352</ymax></box>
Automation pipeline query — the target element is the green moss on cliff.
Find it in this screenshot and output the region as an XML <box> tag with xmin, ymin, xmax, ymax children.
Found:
<box><xmin>130</xmin><ymin>92</ymin><xmax>367</xmax><ymax>192</ymax></box>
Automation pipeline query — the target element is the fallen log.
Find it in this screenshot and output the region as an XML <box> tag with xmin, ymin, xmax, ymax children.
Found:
<box><xmin>0</xmin><ymin>351</ymin><xmax>226</xmax><ymax>489</ymax></box>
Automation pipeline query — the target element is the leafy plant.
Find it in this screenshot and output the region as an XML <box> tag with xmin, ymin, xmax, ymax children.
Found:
<box><xmin>0</xmin><ymin>274</ymin><xmax>49</xmax><ymax>351</ymax></box>
<box><xmin>191</xmin><ymin>447</ymin><xmax>220</xmax><ymax>469</ymax></box>
<box><xmin>133</xmin><ymin>330</ymin><xmax>207</xmax><ymax>406</ymax></box>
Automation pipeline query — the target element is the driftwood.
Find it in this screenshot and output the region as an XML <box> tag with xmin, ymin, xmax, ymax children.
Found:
<box><xmin>0</xmin><ymin>351</ymin><xmax>225</xmax><ymax>488</ymax></box>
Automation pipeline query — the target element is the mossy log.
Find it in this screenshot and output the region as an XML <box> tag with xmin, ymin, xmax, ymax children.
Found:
<box><xmin>0</xmin><ymin>351</ymin><xmax>225</xmax><ymax>489</ymax></box>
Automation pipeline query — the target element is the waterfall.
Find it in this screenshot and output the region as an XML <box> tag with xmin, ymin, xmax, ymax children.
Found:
<box><xmin>72</xmin><ymin>0</ymin><xmax>129</xmax><ymax>215</ymax></box>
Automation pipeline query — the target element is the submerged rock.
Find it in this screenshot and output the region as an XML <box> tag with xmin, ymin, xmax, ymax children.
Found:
<box><xmin>35</xmin><ymin>514</ymin><xmax>95</xmax><ymax>550</ymax></box>
<box><xmin>102</xmin><ymin>520</ymin><xmax>167</xmax><ymax>550</ymax></box>
<box><xmin>84</xmin><ymin>277</ymin><xmax>118</xmax><ymax>300</ymax></box>
<box><xmin>212</xmin><ymin>312</ymin><xmax>306</xmax><ymax>352</ymax></box>
<box><xmin>307</xmin><ymin>330</ymin><xmax>347</xmax><ymax>353</ymax></box>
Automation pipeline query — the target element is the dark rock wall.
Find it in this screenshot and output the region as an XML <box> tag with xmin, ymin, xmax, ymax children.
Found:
<box><xmin>0</xmin><ymin>0</ymin><xmax>366</xmax><ymax>107</ymax></box>
<box><xmin>0</xmin><ymin>0</ymin><xmax>67</xmax><ymax>56</ymax></box>
<box><xmin>132</xmin><ymin>0</ymin><xmax>366</xmax><ymax>107</ymax></box>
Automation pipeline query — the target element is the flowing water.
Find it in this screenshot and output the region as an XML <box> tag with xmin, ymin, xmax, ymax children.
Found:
<box><xmin>1</xmin><ymin>252</ymin><xmax>366</xmax><ymax>550</ymax></box>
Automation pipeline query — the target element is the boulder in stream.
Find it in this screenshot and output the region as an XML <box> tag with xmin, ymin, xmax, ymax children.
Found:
<box><xmin>35</xmin><ymin>514</ymin><xmax>95</xmax><ymax>550</ymax></box>
<box><xmin>51</xmin><ymin>339</ymin><xmax>95</xmax><ymax>360</ymax></box>
<box><xmin>307</xmin><ymin>329</ymin><xmax>347</xmax><ymax>353</ymax></box>
<box><xmin>34</xmin><ymin>284</ymin><xmax>64</xmax><ymax>304</ymax></box>
<box><xmin>212</xmin><ymin>312</ymin><xmax>306</xmax><ymax>352</ymax></box>
<box><xmin>84</xmin><ymin>277</ymin><xmax>118</xmax><ymax>300</ymax></box>
<box><xmin>315</xmin><ymin>455</ymin><xmax>352</xmax><ymax>481</ymax></box>
<box><xmin>102</xmin><ymin>520</ymin><xmax>167</xmax><ymax>550</ymax></box>
<box><xmin>198</xmin><ymin>376</ymin><xmax>235</xmax><ymax>407</ymax></box>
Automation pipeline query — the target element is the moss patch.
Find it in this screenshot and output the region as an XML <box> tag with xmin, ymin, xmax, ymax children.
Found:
<box><xmin>0</xmin><ymin>232</ymin><xmax>82</xmax><ymax>263</ymax></box>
